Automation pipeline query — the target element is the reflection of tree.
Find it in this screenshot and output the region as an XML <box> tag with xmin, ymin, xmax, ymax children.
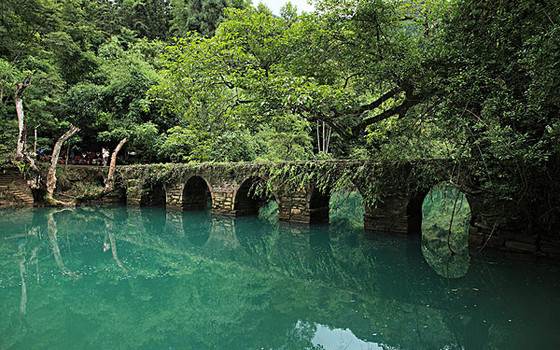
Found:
<box><xmin>16</xmin><ymin>246</ymin><xmax>40</xmax><ymax>319</ymax></box>
<box><xmin>422</xmin><ymin>184</ymin><xmax>471</xmax><ymax>278</ymax></box>
<box><xmin>0</xmin><ymin>205</ymin><xmax>540</xmax><ymax>350</ymax></box>
<box><xmin>47</xmin><ymin>211</ymin><xmax>79</xmax><ymax>278</ymax></box>
<box><xmin>12</xmin><ymin>223</ymin><xmax>41</xmax><ymax>327</ymax></box>
<box><xmin>80</xmin><ymin>207</ymin><xmax>129</xmax><ymax>272</ymax></box>
<box><xmin>103</xmin><ymin>210</ymin><xmax>128</xmax><ymax>272</ymax></box>
<box><xmin>17</xmin><ymin>254</ymin><xmax>27</xmax><ymax>316</ymax></box>
<box><xmin>108</xmin><ymin>233</ymin><xmax>127</xmax><ymax>272</ymax></box>
<box><xmin>29</xmin><ymin>246</ymin><xmax>40</xmax><ymax>284</ymax></box>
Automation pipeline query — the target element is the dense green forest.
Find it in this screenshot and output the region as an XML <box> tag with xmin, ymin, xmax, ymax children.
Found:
<box><xmin>1</xmin><ymin>0</ymin><xmax>559</xmax><ymax>224</ymax></box>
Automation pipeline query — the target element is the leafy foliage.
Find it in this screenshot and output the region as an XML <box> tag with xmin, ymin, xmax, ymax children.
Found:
<box><xmin>0</xmin><ymin>0</ymin><xmax>558</xmax><ymax>231</ymax></box>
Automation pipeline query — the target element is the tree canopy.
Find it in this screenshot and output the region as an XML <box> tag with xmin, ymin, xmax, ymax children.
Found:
<box><xmin>0</xmin><ymin>0</ymin><xmax>558</xmax><ymax>227</ymax></box>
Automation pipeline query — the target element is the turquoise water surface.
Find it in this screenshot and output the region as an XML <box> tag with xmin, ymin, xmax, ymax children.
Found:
<box><xmin>1</xmin><ymin>198</ymin><xmax>559</xmax><ymax>349</ymax></box>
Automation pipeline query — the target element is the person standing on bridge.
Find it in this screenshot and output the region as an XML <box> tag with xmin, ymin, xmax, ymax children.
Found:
<box><xmin>102</xmin><ymin>147</ymin><xmax>109</xmax><ymax>166</ymax></box>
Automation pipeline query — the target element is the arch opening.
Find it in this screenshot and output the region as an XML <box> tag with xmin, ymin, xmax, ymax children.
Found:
<box><xmin>234</xmin><ymin>177</ymin><xmax>275</xmax><ymax>217</ymax></box>
<box><xmin>406</xmin><ymin>191</ymin><xmax>429</xmax><ymax>234</ymax></box>
<box><xmin>182</xmin><ymin>176</ymin><xmax>212</xmax><ymax>211</ymax></box>
<box><xmin>309</xmin><ymin>188</ymin><xmax>330</xmax><ymax>223</ymax></box>
<box><xmin>420</xmin><ymin>182</ymin><xmax>472</xmax><ymax>278</ymax></box>
<box><xmin>140</xmin><ymin>181</ymin><xmax>166</xmax><ymax>207</ymax></box>
<box><xmin>329</xmin><ymin>190</ymin><xmax>365</xmax><ymax>229</ymax></box>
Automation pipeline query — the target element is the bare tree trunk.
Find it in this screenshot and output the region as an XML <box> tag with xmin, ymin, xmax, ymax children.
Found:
<box><xmin>14</xmin><ymin>75</ymin><xmax>31</xmax><ymax>160</ymax></box>
<box><xmin>317</xmin><ymin>120</ymin><xmax>321</xmax><ymax>152</ymax></box>
<box><xmin>46</xmin><ymin>125</ymin><xmax>80</xmax><ymax>201</ymax></box>
<box><xmin>322</xmin><ymin>121</ymin><xmax>326</xmax><ymax>153</ymax></box>
<box><xmin>105</xmin><ymin>137</ymin><xmax>128</xmax><ymax>191</ymax></box>
<box><xmin>325</xmin><ymin>126</ymin><xmax>332</xmax><ymax>154</ymax></box>
<box><xmin>33</xmin><ymin>125</ymin><xmax>38</xmax><ymax>155</ymax></box>
<box><xmin>65</xmin><ymin>145</ymin><xmax>70</xmax><ymax>167</ymax></box>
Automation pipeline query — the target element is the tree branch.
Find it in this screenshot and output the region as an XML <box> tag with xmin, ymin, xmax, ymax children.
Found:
<box><xmin>352</xmin><ymin>91</ymin><xmax>425</xmax><ymax>135</ymax></box>
<box><xmin>355</xmin><ymin>87</ymin><xmax>401</xmax><ymax>116</ymax></box>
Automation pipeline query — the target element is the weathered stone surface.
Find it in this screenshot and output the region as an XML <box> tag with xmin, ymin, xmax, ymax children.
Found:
<box><xmin>539</xmin><ymin>242</ymin><xmax>560</xmax><ymax>257</ymax></box>
<box><xmin>505</xmin><ymin>240</ymin><xmax>537</xmax><ymax>253</ymax></box>
<box><xmin>469</xmin><ymin>234</ymin><xmax>504</xmax><ymax>249</ymax></box>
<box><xmin>112</xmin><ymin>161</ymin><xmax>556</xmax><ymax>258</ymax></box>
<box><xmin>468</xmin><ymin>233</ymin><xmax>485</xmax><ymax>246</ymax></box>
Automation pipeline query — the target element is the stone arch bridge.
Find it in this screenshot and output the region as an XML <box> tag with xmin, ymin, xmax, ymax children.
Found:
<box><xmin>1</xmin><ymin>160</ymin><xmax>556</xmax><ymax>256</ymax></box>
<box><xmin>120</xmin><ymin>160</ymin><xmax>433</xmax><ymax>233</ymax></box>
<box><xmin>115</xmin><ymin>160</ymin><xmax>557</xmax><ymax>256</ymax></box>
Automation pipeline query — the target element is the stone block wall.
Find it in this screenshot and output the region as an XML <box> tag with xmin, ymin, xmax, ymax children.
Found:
<box><xmin>125</xmin><ymin>179</ymin><xmax>142</xmax><ymax>206</ymax></box>
<box><xmin>364</xmin><ymin>195</ymin><xmax>411</xmax><ymax>234</ymax></box>
<box><xmin>210</xmin><ymin>180</ymin><xmax>238</xmax><ymax>216</ymax></box>
<box><xmin>465</xmin><ymin>194</ymin><xmax>560</xmax><ymax>258</ymax></box>
<box><xmin>275</xmin><ymin>185</ymin><xmax>329</xmax><ymax>223</ymax></box>
<box><xmin>166</xmin><ymin>183</ymin><xmax>184</xmax><ymax>210</ymax></box>
<box><xmin>276</xmin><ymin>186</ymin><xmax>310</xmax><ymax>223</ymax></box>
<box><xmin>468</xmin><ymin>221</ymin><xmax>560</xmax><ymax>258</ymax></box>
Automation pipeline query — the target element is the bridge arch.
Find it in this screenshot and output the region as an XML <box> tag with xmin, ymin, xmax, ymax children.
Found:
<box><xmin>309</xmin><ymin>187</ymin><xmax>330</xmax><ymax>223</ymax></box>
<box><xmin>419</xmin><ymin>182</ymin><xmax>471</xmax><ymax>241</ymax></box>
<box><xmin>182</xmin><ymin>176</ymin><xmax>212</xmax><ymax>211</ymax></box>
<box><xmin>234</xmin><ymin>177</ymin><xmax>275</xmax><ymax>216</ymax></box>
<box><xmin>140</xmin><ymin>181</ymin><xmax>166</xmax><ymax>207</ymax></box>
<box><xmin>406</xmin><ymin>191</ymin><xmax>430</xmax><ymax>234</ymax></box>
<box><xmin>329</xmin><ymin>190</ymin><xmax>365</xmax><ymax>228</ymax></box>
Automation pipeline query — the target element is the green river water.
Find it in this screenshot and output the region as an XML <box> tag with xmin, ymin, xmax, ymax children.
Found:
<box><xmin>1</xmin><ymin>195</ymin><xmax>559</xmax><ymax>349</ymax></box>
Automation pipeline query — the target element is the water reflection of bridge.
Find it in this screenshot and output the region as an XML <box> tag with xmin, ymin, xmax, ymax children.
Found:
<box><xmin>1</xmin><ymin>207</ymin><xmax>528</xmax><ymax>350</ymax></box>
<box><xmin>116</xmin><ymin>161</ymin><xmax>549</xmax><ymax>257</ymax></box>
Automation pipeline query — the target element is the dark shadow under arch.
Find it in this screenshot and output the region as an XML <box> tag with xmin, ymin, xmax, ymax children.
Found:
<box><xmin>309</xmin><ymin>188</ymin><xmax>330</xmax><ymax>223</ymax></box>
<box><xmin>140</xmin><ymin>181</ymin><xmax>166</xmax><ymax>207</ymax></box>
<box><xmin>407</xmin><ymin>190</ymin><xmax>429</xmax><ymax>234</ymax></box>
<box><xmin>182</xmin><ymin>176</ymin><xmax>212</xmax><ymax>211</ymax></box>
<box><xmin>234</xmin><ymin>177</ymin><xmax>274</xmax><ymax>216</ymax></box>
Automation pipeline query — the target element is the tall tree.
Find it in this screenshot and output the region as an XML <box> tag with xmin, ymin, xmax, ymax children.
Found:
<box><xmin>118</xmin><ymin>0</ymin><xmax>173</xmax><ymax>40</ymax></box>
<box><xmin>170</xmin><ymin>0</ymin><xmax>249</xmax><ymax>37</ymax></box>
<box><xmin>45</xmin><ymin>124</ymin><xmax>80</xmax><ymax>204</ymax></box>
<box><xmin>151</xmin><ymin>2</ymin><xmax>443</xmax><ymax>157</ymax></box>
<box><xmin>429</xmin><ymin>0</ymin><xmax>560</xmax><ymax>226</ymax></box>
